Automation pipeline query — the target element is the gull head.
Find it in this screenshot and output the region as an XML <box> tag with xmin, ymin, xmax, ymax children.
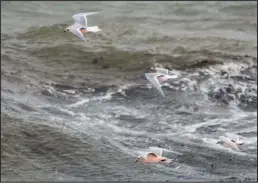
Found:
<box><xmin>135</xmin><ymin>156</ymin><xmax>143</xmax><ymax>162</ymax></box>
<box><xmin>64</xmin><ymin>26</ymin><xmax>72</xmax><ymax>32</ymax></box>
<box><xmin>148</xmin><ymin>66</ymin><xmax>157</xmax><ymax>72</ymax></box>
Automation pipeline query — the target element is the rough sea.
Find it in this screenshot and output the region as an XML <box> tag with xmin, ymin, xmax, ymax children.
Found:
<box><xmin>1</xmin><ymin>1</ymin><xmax>257</xmax><ymax>181</ymax></box>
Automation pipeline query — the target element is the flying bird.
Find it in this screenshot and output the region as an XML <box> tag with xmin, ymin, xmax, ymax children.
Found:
<box><xmin>225</xmin><ymin>133</ymin><xmax>245</xmax><ymax>145</ymax></box>
<box><xmin>135</xmin><ymin>147</ymin><xmax>167</xmax><ymax>163</ymax></box>
<box><xmin>135</xmin><ymin>147</ymin><xmax>181</xmax><ymax>163</ymax></box>
<box><xmin>217</xmin><ymin>133</ymin><xmax>245</xmax><ymax>150</ymax></box>
<box><xmin>217</xmin><ymin>136</ymin><xmax>239</xmax><ymax>150</ymax></box>
<box><xmin>64</xmin><ymin>12</ymin><xmax>101</xmax><ymax>41</ymax></box>
<box><xmin>145</xmin><ymin>67</ymin><xmax>178</xmax><ymax>97</ymax></box>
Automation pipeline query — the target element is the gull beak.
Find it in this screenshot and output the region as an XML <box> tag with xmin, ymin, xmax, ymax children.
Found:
<box><xmin>64</xmin><ymin>30</ymin><xmax>66</xmax><ymax>32</ymax></box>
<box><xmin>216</xmin><ymin>141</ymin><xmax>219</xmax><ymax>144</ymax></box>
<box><xmin>135</xmin><ymin>157</ymin><xmax>140</xmax><ymax>162</ymax></box>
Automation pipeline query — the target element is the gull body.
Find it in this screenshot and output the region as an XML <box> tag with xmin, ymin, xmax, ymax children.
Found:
<box><xmin>135</xmin><ymin>147</ymin><xmax>181</xmax><ymax>163</ymax></box>
<box><xmin>136</xmin><ymin>152</ymin><xmax>167</xmax><ymax>163</ymax></box>
<box><xmin>217</xmin><ymin>133</ymin><xmax>245</xmax><ymax>150</ymax></box>
<box><xmin>136</xmin><ymin>147</ymin><xmax>167</xmax><ymax>163</ymax></box>
<box><xmin>217</xmin><ymin>136</ymin><xmax>239</xmax><ymax>150</ymax></box>
<box><xmin>64</xmin><ymin>12</ymin><xmax>101</xmax><ymax>41</ymax></box>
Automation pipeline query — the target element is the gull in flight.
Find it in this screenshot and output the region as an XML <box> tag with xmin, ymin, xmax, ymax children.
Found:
<box><xmin>217</xmin><ymin>133</ymin><xmax>245</xmax><ymax>150</ymax></box>
<box><xmin>64</xmin><ymin>12</ymin><xmax>101</xmax><ymax>41</ymax></box>
<box><xmin>224</xmin><ymin>133</ymin><xmax>245</xmax><ymax>145</ymax></box>
<box><xmin>135</xmin><ymin>146</ymin><xmax>181</xmax><ymax>163</ymax></box>
<box><xmin>145</xmin><ymin>67</ymin><xmax>178</xmax><ymax>97</ymax></box>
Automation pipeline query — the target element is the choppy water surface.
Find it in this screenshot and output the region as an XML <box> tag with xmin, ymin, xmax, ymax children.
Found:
<box><xmin>1</xmin><ymin>1</ymin><xmax>257</xmax><ymax>181</ymax></box>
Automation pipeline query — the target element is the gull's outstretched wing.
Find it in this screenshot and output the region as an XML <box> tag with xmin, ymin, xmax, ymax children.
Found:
<box><xmin>225</xmin><ymin>133</ymin><xmax>239</xmax><ymax>142</ymax></box>
<box><xmin>166</xmin><ymin>74</ymin><xmax>178</xmax><ymax>79</ymax></box>
<box><xmin>155</xmin><ymin>67</ymin><xmax>178</xmax><ymax>79</ymax></box>
<box><xmin>70</xmin><ymin>26</ymin><xmax>86</xmax><ymax>41</ymax></box>
<box><xmin>155</xmin><ymin>68</ymin><xmax>169</xmax><ymax>75</ymax></box>
<box><xmin>146</xmin><ymin>152</ymin><xmax>158</xmax><ymax>159</ymax></box>
<box><xmin>163</xmin><ymin>149</ymin><xmax>182</xmax><ymax>155</ymax></box>
<box><xmin>226</xmin><ymin>133</ymin><xmax>245</xmax><ymax>145</ymax></box>
<box><xmin>149</xmin><ymin>146</ymin><xmax>182</xmax><ymax>156</ymax></box>
<box><xmin>72</xmin><ymin>12</ymin><xmax>100</xmax><ymax>27</ymax></box>
<box><xmin>149</xmin><ymin>147</ymin><xmax>163</xmax><ymax>156</ymax></box>
<box><xmin>219</xmin><ymin>136</ymin><xmax>239</xmax><ymax>150</ymax></box>
<box><xmin>145</xmin><ymin>73</ymin><xmax>165</xmax><ymax>97</ymax></box>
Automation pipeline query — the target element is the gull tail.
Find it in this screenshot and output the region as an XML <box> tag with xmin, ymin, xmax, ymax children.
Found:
<box><xmin>87</xmin><ymin>26</ymin><xmax>101</xmax><ymax>32</ymax></box>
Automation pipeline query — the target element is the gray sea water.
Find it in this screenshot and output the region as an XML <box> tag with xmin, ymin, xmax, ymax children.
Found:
<box><xmin>1</xmin><ymin>1</ymin><xmax>257</xmax><ymax>181</ymax></box>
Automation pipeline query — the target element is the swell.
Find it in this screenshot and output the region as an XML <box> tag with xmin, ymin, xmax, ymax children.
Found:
<box><xmin>3</xmin><ymin>39</ymin><xmax>257</xmax><ymax>74</ymax></box>
<box><xmin>2</xmin><ymin>21</ymin><xmax>257</xmax><ymax>110</ymax></box>
<box><xmin>2</xmin><ymin>25</ymin><xmax>257</xmax><ymax>109</ymax></box>
<box><xmin>1</xmin><ymin>113</ymin><xmax>125</xmax><ymax>181</ymax></box>
<box><xmin>8</xmin><ymin>23</ymin><xmax>257</xmax><ymax>54</ymax></box>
